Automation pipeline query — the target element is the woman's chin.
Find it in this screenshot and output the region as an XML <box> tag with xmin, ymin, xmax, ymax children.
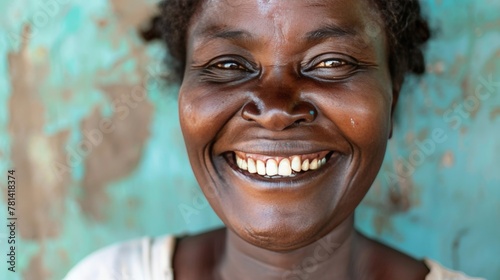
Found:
<box><xmin>227</xmin><ymin>215</ymin><xmax>332</xmax><ymax>251</ymax></box>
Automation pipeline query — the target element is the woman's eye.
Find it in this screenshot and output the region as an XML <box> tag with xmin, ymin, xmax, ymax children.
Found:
<box><xmin>303</xmin><ymin>55</ymin><xmax>359</xmax><ymax>81</ymax></box>
<box><xmin>213</xmin><ymin>61</ymin><xmax>247</xmax><ymax>71</ymax></box>
<box><xmin>315</xmin><ymin>59</ymin><xmax>348</xmax><ymax>68</ymax></box>
<box><xmin>199</xmin><ymin>58</ymin><xmax>255</xmax><ymax>83</ymax></box>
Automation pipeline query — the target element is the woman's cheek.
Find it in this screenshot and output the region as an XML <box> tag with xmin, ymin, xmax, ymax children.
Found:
<box><xmin>179</xmin><ymin>87</ymin><xmax>242</xmax><ymax>147</ymax></box>
<box><xmin>352</xmin><ymin>106</ymin><xmax>390</xmax><ymax>143</ymax></box>
<box><xmin>322</xmin><ymin>94</ymin><xmax>391</xmax><ymax>148</ymax></box>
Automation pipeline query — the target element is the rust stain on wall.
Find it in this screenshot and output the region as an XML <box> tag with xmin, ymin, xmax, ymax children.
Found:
<box><xmin>373</xmin><ymin>214</ymin><xmax>394</xmax><ymax>235</ymax></box>
<box><xmin>79</xmin><ymin>84</ymin><xmax>153</xmax><ymax>220</ymax></box>
<box><xmin>109</xmin><ymin>0</ymin><xmax>157</xmax><ymax>31</ymax></box>
<box><xmin>484</xmin><ymin>49</ymin><xmax>500</xmax><ymax>73</ymax></box>
<box><xmin>389</xmin><ymin>160</ymin><xmax>415</xmax><ymax>212</ymax></box>
<box><xmin>491</xmin><ymin>107</ymin><xmax>500</xmax><ymax>121</ymax></box>
<box><xmin>7</xmin><ymin>25</ymin><xmax>70</xmax><ymax>241</ymax></box>
<box><xmin>23</xmin><ymin>248</ymin><xmax>50</xmax><ymax>280</ymax></box>
<box><xmin>441</xmin><ymin>151</ymin><xmax>455</xmax><ymax>168</ymax></box>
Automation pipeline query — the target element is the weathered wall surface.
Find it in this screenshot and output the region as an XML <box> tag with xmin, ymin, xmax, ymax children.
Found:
<box><xmin>0</xmin><ymin>0</ymin><xmax>498</xmax><ymax>279</ymax></box>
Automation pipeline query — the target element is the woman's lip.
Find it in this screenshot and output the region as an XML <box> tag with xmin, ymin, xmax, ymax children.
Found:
<box><xmin>214</xmin><ymin>139</ymin><xmax>347</xmax><ymax>157</ymax></box>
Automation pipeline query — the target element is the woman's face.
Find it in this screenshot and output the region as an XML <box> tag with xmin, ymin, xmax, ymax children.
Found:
<box><xmin>179</xmin><ymin>0</ymin><xmax>394</xmax><ymax>250</ymax></box>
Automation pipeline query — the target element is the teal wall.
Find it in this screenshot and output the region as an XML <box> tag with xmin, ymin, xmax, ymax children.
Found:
<box><xmin>0</xmin><ymin>0</ymin><xmax>498</xmax><ymax>279</ymax></box>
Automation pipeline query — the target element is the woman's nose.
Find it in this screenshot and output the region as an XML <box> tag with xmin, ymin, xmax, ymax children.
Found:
<box><xmin>241</xmin><ymin>98</ymin><xmax>317</xmax><ymax>131</ymax></box>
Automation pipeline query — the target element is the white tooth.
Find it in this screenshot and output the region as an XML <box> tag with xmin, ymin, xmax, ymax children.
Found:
<box><xmin>278</xmin><ymin>158</ymin><xmax>292</xmax><ymax>176</ymax></box>
<box><xmin>310</xmin><ymin>158</ymin><xmax>318</xmax><ymax>170</ymax></box>
<box><xmin>302</xmin><ymin>159</ymin><xmax>310</xmax><ymax>171</ymax></box>
<box><xmin>256</xmin><ymin>160</ymin><xmax>266</xmax><ymax>175</ymax></box>
<box><xmin>321</xmin><ymin>158</ymin><xmax>326</xmax><ymax>166</ymax></box>
<box><xmin>317</xmin><ymin>158</ymin><xmax>322</xmax><ymax>168</ymax></box>
<box><xmin>241</xmin><ymin>158</ymin><xmax>248</xmax><ymax>170</ymax></box>
<box><xmin>236</xmin><ymin>157</ymin><xmax>242</xmax><ymax>169</ymax></box>
<box><xmin>247</xmin><ymin>158</ymin><xmax>257</xmax><ymax>174</ymax></box>
<box><xmin>266</xmin><ymin>159</ymin><xmax>278</xmax><ymax>176</ymax></box>
<box><xmin>291</xmin><ymin>156</ymin><xmax>302</xmax><ymax>172</ymax></box>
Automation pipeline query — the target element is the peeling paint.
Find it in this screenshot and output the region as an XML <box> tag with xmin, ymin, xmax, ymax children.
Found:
<box><xmin>79</xmin><ymin>85</ymin><xmax>153</xmax><ymax>220</ymax></box>
<box><xmin>7</xmin><ymin>25</ymin><xmax>70</xmax><ymax>240</ymax></box>
<box><xmin>23</xmin><ymin>248</ymin><xmax>49</xmax><ymax>280</ymax></box>
<box><xmin>441</xmin><ymin>151</ymin><xmax>455</xmax><ymax>168</ymax></box>
<box><xmin>109</xmin><ymin>0</ymin><xmax>157</xmax><ymax>31</ymax></box>
<box><xmin>490</xmin><ymin>107</ymin><xmax>500</xmax><ymax>121</ymax></box>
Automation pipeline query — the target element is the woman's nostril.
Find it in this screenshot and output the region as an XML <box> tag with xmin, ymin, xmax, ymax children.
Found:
<box><xmin>241</xmin><ymin>99</ymin><xmax>317</xmax><ymax>130</ymax></box>
<box><xmin>297</xmin><ymin>103</ymin><xmax>318</xmax><ymax>123</ymax></box>
<box><xmin>242</xmin><ymin>102</ymin><xmax>261</xmax><ymax>121</ymax></box>
<box><xmin>294</xmin><ymin>119</ymin><xmax>306</xmax><ymax>125</ymax></box>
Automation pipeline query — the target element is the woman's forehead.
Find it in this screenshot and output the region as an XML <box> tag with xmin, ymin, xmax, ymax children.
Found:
<box><xmin>187</xmin><ymin>0</ymin><xmax>386</xmax><ymax>62</ymax></box>
<box><xmin>189</xmin><ymin>0</ymin><xmax>383</xmax><ymax>45</ymax></box>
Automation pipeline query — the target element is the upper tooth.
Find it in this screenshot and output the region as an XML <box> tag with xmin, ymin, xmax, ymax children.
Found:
<box><xmin>302</xmin><ymin>159</ymin><xmax>310</xmax><ymax>171</ymax></box>
<box><xmin>247</xmin><ymin>158</ymin><xmax>257</xmax><ymax>174</ymax></box>
<box><xmin>310</xmin><ymin>158</ymin><xmax>318</xmax><ymax>170</ymax></box>
<box><xmin>266</xmin><ymin>159</ymin><xmax>278</xmax><ymax>176</ymax></box>
<box><xmin>236</xmin><ymin>153</ymin><xmax>328</xmax><ymax>177</ymax></box>
<box><xmin>241</xmin><ymin>159</ymin><xmax>248</xmax><ymax>170</ymax></box>
<box><xmin>278</xmin><ymin>158</ymin><xmax>292</xmax><ymax>176</ymax></box>
<box><xmin>291</xmin><ymin>156</ymin><xmax>301</xmax><ymax>172</ymax></box>
<box><xmin>256</xmin><ymin>160</ymin><xmax>266</xmax><ymax>175</ymax></box>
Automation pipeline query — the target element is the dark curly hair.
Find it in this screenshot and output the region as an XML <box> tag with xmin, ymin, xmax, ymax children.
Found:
<box><xmin>141</xmin><ymin>0</ymin><xmax>430</xmax><ymax>86</ymax></box>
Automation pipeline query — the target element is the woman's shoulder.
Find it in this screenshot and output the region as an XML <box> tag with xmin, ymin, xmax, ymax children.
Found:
<box><xmin>424</xmin><ymin>259</ymin><xmax>485</xmax><ymax>280</ymax></box>
<box><xmin>357</xmin><ymin>233</ymin><xmax>484</xmax><ymax>280</ymax></box>
<box><xmin>64</xmin><ymin>235</ymin><xmax>175</xmax><ymax>280</ymax></box>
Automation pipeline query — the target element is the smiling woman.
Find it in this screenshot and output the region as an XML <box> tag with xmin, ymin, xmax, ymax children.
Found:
<box><xmin>64</xmin><ymin>0</ymin><xmax>485</xmax><ymax>279</ymax></box>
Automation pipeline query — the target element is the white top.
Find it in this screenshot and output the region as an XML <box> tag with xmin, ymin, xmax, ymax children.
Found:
<box><xmin>64</xmin><ymin>236</ymin><xmax>485</xmax><ymax>280</ymax></box>
<box><xmin>65</xmin><ymin>236</ymin><xmax>175</xmax><ymax>280</ymax></box>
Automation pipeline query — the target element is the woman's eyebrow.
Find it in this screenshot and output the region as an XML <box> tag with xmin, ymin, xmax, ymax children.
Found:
<box><xmin>304</xmin><ymin>23</ymin><xmax>357</xmax><ymax>41</ymax></box>
<box><xmin>195</xmin><ymin>24</ymin><xmax>254</xmax><ymax>42</ymax></box>
<box><xmin>193</xmin><ymin>23</ymin><xmax>358</xmax><ymax>45</ymax></box>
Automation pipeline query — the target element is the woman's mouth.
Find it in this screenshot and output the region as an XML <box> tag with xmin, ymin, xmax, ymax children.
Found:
<box><xmin>231</xmin><ymin>151</ymin><xmax>333</xmax><ymax>179</ymax></box>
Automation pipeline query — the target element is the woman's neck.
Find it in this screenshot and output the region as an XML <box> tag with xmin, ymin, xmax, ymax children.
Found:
<box><xmin>216</xmin><ymin>216</ymin><xmax>357</xmax><ymax>280</ymax></box>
